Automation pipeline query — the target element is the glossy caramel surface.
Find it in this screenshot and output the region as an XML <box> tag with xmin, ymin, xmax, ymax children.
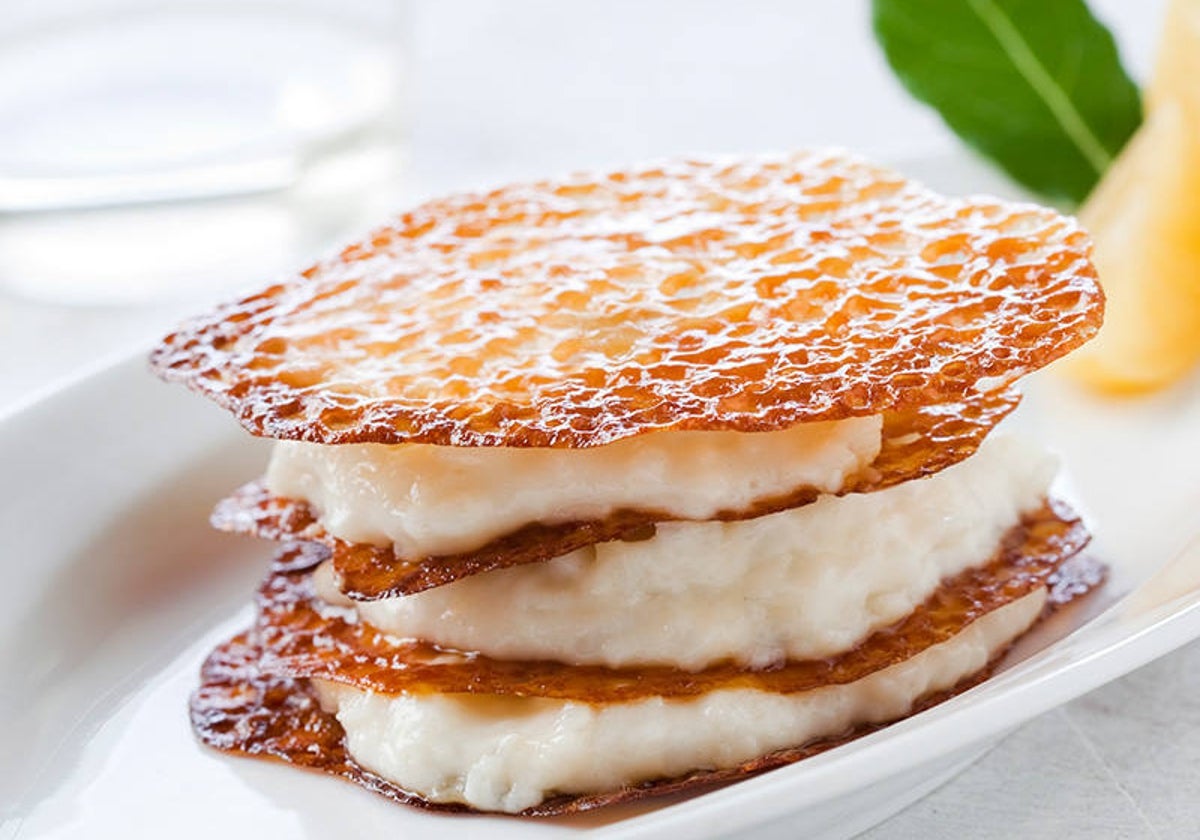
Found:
<box><xmin>153</xmin><ymin>152</ymin><xmax>1100</xmax><ymax>448</ymax></box>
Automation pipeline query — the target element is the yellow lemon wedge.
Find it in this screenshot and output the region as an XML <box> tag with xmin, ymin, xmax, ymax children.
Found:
<box><xmin>1063</xmin><ymin>0</ymin><xmax>1200</xmax><ymax>393</ymax></box>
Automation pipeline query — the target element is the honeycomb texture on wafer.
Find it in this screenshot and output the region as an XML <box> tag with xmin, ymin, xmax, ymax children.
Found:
<box><xmin>220</xmin><ymin>501</ymin><xmax>1094</xmax><ymax>702</ymax></box>
<box><xmin>211</xmin><ymin>389</ymin><xmax>1021</xmax><ymax>599</ymax></box>
<box><xmin>152</xmin><ymin>151</ymin><xmax>1102</xmax><ymax>447</ymax></box>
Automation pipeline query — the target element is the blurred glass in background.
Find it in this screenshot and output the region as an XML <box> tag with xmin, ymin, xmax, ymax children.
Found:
<box><xmin>0</xmin><ymin>0</ymin><xmax>407</xmax><ymax>304</ymax></box>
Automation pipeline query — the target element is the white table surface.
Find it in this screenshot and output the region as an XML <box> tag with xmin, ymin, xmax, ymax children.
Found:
<box><xmin>2</xmin><ymin>2</ymin><xmax>1196</xmax><ymax>837</ymax></box>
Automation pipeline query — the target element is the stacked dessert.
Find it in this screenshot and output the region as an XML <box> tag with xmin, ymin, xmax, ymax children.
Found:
<box><xmin>153</xmin><ymin>151</ymin><xmax>1105</xmax><ymax>815</ymax></box>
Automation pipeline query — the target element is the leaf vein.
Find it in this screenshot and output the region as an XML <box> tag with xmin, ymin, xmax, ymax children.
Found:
<box><xmin>966</xmin><ymin>0</ymin><xmax>1113</xmax><ymax>175</ymax></box>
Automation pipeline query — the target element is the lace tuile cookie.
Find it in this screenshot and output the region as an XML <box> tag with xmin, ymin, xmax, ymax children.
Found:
<box><xmin>152</xmin><ymin>151</ymin><xmax>1102</xmax><ymax>448</ymax></box>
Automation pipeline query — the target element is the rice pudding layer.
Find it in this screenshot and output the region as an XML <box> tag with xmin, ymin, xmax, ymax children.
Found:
<box><xmin>314</xmin><ymin>434</ymin><xmax>1054</xmax><ymax>669</ymax></box>
<box><xmin>266</xmin><ymin>416</ymin><xmax>883</xmax><ymax>559</ymax></box>
<box><xmin>313</xmin><ymin>590</ymin><xmax>1044</xmax><ymax>813</ymax></box>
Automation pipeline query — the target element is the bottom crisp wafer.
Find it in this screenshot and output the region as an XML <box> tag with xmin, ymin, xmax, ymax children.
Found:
<box><xmin>189</xmin><ymin>502</ymin><xmax>1102</xmax><ymax>815</ymax></box>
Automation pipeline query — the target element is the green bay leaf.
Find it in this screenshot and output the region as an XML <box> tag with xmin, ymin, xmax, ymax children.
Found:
<box><xmin>872</xmin><ymin>0</ymin><xmax>1142</xmax><ymax>204</ymax></box>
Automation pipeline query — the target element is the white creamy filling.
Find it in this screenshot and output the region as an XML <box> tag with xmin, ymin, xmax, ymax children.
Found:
<box><xmin>315</xmin><ymin>435</ymin><xmax>1055</xmax><ymax>669</ymax></box>
<box><xmin>265</xmin><ymin>415</ymin><xmax>883</xmax><ymax>558</ymax></box>
<box><xmin>314</xmin><ymin>588</ymin><xmax>1045</xmax><ymax>814</ymax></box>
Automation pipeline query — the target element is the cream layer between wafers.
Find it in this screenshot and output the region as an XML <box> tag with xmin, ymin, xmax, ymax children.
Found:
<box><xmin>312</xmin><ymin>434</ymin><xmax>1055</xmax><ymax>669</ymax></box>
<box><xmin>266</xmin><ymin>415</ymin><xmax>883</xmax><ymax>558</ymax></box>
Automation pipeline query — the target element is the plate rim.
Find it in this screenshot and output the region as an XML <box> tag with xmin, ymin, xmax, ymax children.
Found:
<box><xmin>6</xmin><ymin>344</ymin><xmax>1200</xmax><ymax>840</ymax></box>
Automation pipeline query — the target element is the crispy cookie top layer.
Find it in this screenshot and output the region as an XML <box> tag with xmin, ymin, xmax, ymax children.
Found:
<box><xmin>152</xmin><ymin>151</ymin><xmax>1102</xmax><ymax>447</ymax></box>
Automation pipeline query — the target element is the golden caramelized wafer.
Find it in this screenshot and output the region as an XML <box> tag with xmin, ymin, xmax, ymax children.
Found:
<box><xmin>223</xmin><ymin>500</ymin><xmax>1093</xmax><ymax>702</ymax></box>
<box><xmin>212</xmin><ymin>389</ymin><xmax>1021</xmax><ymax>599</ymax></box>
<box><xmin>152</xmin><ymin>151</ymin><xmax>1101</xmax><ymax>448</ymax></box>
<box><xmin>190</xmin><ymin>506</ymin><xmax>1102</xmax><ymax>815</ymax></box>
